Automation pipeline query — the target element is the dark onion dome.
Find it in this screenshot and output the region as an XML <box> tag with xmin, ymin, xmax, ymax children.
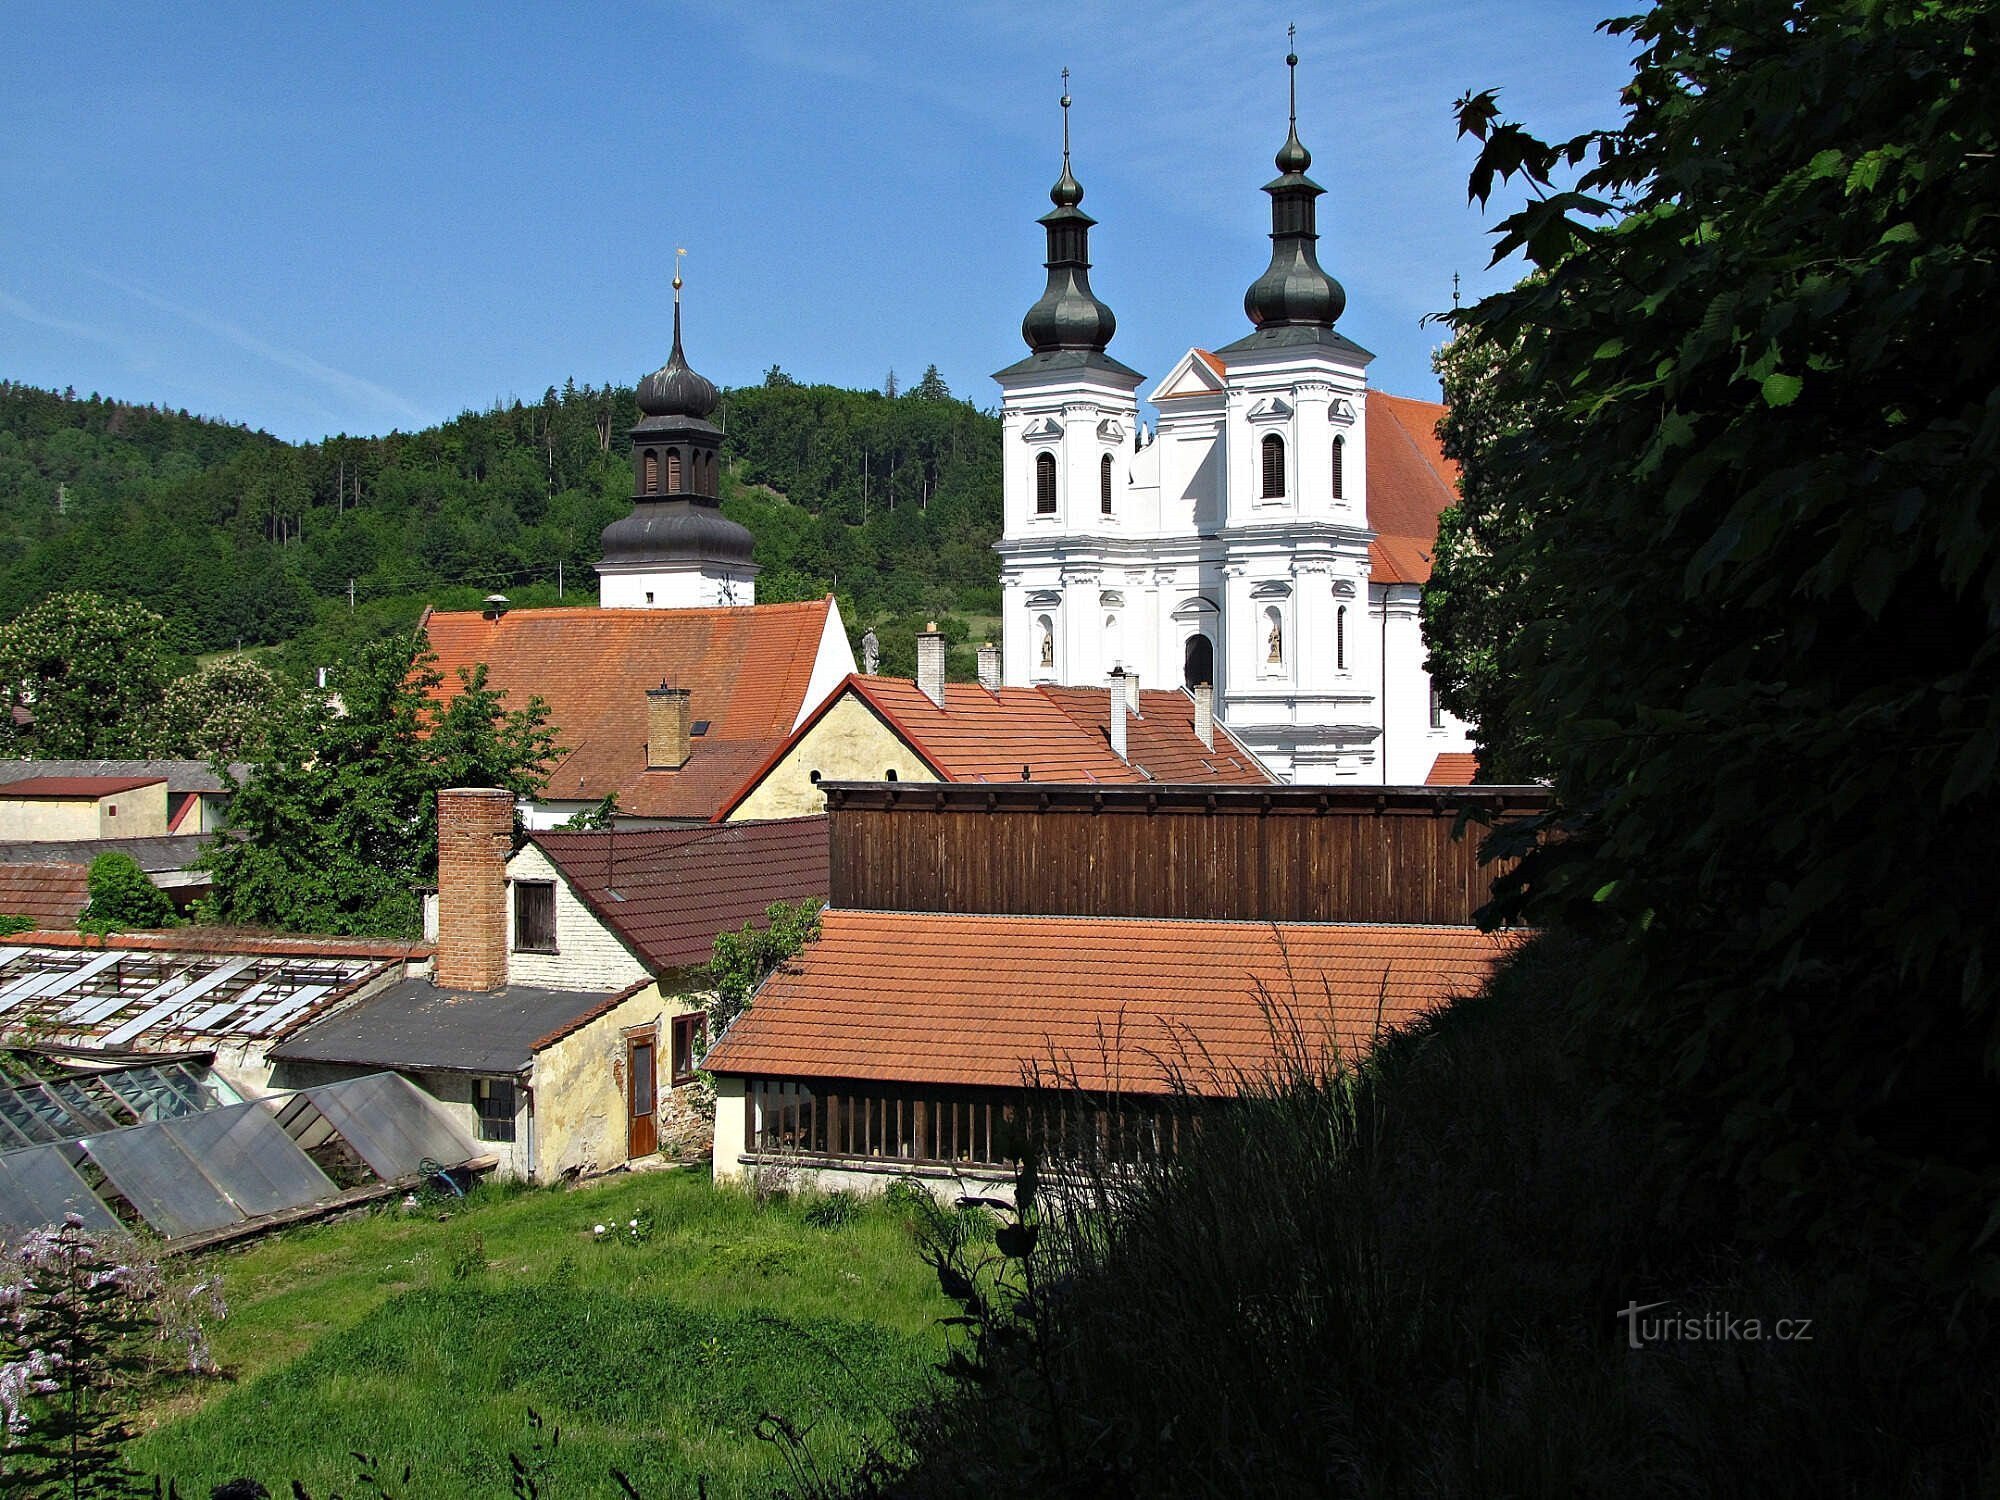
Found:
<box><xmin>636</xmin><ymin>302</ymin><xmax>719</xmax><ymax>420</ymax></box>
<box><xmin>599</xmin><ymin>499</ymin><xmax>755</xmax><ymax>569</ymax></box>
<box><xmin>1241</xmin><ymin>48</ymin><xmax>1347</xmax><ymax>331</ymax></box>
<box><xmin>1020</xmin><ymin>87</ymin><xmax>1117</xmax><ymax>356</ymax></box>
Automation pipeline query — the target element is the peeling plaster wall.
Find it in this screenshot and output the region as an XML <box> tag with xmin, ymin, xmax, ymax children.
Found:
<box><xmin>724</xmin><ymin>693</ymin><xmax>938</xmax><ymax>823</ymax></box>
<box><xmin>527</xmin><ymin>980</ymin><xmax>711</xmax><ymax>1179</ymax></box>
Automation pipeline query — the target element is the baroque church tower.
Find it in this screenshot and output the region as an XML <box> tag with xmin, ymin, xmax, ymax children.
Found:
<box><xmin>995</xmin><ymin>50</ymin><xmax>1472</xmax><ymax>783</ymax></box>
<box><xmin>597</xmin><ymin>260</ymin><xmax>759</xmax><ymax>608</ymax></box>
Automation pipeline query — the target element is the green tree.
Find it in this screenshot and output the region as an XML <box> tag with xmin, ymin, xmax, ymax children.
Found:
<box><xmin>77</xmin><ymin>852</ymin><xmax>176</xmax><ymax>933</ymax></box>
<box><xmin>199</xmin><ymin>636</ymin><xmax>559</xmax><ymax>937</ymax></box>
<box><xmin>1432</xmin><ymin>0</ymin><xmax>2000</xmax><ymax>1294</ymax></box>
<box><xmin>702</xmin><ymin>897</ymin><xmax>824</xmax><ymax>1046</ymax></box>
<box><xmin>910</xmin><ymin>364</ymin><xmax>952</xmax><ymax>402</ymax></box>
<box><xmin>0</xmin><ymin>593</ymin><xmax>178</xmax><ymax>757</ymax></box>
<box><xmin>146</xmin><ymin>656</ymin><xmax>295</xmax><ymax>761</ymax></box>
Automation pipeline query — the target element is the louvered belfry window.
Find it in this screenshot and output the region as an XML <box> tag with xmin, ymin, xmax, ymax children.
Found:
<box><xmin>1261</xmin><ymin>434</ymin><xmax>1285</xmax><ymax>498</ymax></box>
<box><xmin>1100</xmin><ymin>453</ymin><xmax>1113</xmax><ymax>514</ymax></box>
<box><xmin>643</xmin><ymin>451</ymin><xmax>659</xmax><ymax>490</ymax></box>
<box><xmin>1332</xmin><ymin>435</ymin><xmax>1345</xmax><ymax>500</ymax></box>
<box><xmin>1036</xmin><ymin>452</ymin><xmax>1057</xmax><ymax>515</ymax></box>
<box><xmin>666</xmin><ymin>449</ymin><xmax>683</xmax><ymax>491</ymax></box>
<box><xmin>1337</xmin><ymin>605</ymin><xmax>1347</xmax><ymax>670</ymax></box>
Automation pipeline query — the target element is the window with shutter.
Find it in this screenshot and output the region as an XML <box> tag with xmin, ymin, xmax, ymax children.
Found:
<box><xmin>1261</xmin><ymin>434</ymin><xmax>1285</xmax><ymax>498</ymax></box>
<box><xmin>513</xmin><ymin>881</ymin><xmax>556</xmax><ymax>953</ymax></box>
<box><xmin>1036</xmin><ymin>452</ymin><xmax>1057</xmax><ymax>514</ymax></box>
<box><xmin>1332</xmin><ymin>435</ymin><xmax>1345</xmax><ymax>500</ymax></box>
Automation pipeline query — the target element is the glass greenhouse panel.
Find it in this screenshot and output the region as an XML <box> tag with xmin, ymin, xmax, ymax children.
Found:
<box><xmin>304</xmin><ymin>1073</ymin><xmax>478</xmax><ymax>1180</ymax></box>
<box><xmin>160</xmin><ymin>1103</ymin><xmax>336</xmax><ymax>1219</ymax></box>
<box><xmin>0</xmin><ymin>1144</ymin><xmax>120</xmax><ymax>1235</ymax></box>
<box><xmin>83</xmin><ymin>1124</ymin><xmax>241</xmax><ymax>1237</ymax></box>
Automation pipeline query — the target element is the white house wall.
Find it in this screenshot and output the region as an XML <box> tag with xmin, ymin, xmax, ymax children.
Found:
<box><xmin>503</xmin><ymin>843</ymin><xmax>650</xmax><ymax>993</ymax></box>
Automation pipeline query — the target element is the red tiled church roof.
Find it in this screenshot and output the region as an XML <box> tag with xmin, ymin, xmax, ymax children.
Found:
<box><xmin>1037</xmin><ymin>686</ymin><xmax>1271</xmax><ymax>784</ymax></box>
<box><xmin>422</xmin><ymin>599</ymin><xmax>835</xmax><ymax>820</ymax></box>
<box><xmin>1367</xmin><ymin>392</ymin><xmax>1459</xmax><ymax>585</ymax></box>
<box><xmin>703</xmin><ymin>910</ymin><xmax>1521</xmax><ymax>1095</ymax></box>
<box><xmin>530</xmin><ymin>816</ymin><xmax>829</xmax><ymax>972</ymax></box>
<box><xmin>1426</xmin><ymin>752</ymin><xmax>1480</xmax><ymax>786</ymax></box>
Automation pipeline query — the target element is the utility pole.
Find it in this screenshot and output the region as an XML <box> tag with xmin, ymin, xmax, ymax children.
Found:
<box><xmin>558</xmin><ymin>558</ymin><xmax>563</xmax><ymax>600</ymax></box>
<box><xmin>348</xmin><ymin>578</ymin><xmax>355</xmax><ymax>613</ymax></box>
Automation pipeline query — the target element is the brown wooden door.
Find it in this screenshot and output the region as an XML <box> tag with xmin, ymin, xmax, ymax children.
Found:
<box><xmin>627</xmin><ymin>1035</ymin><xmax>658</xmax><ymax>1158</ymax></box>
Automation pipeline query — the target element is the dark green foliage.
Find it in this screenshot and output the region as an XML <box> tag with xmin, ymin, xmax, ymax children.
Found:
<box><xmin>704</xmin><ymin>898</ymin><xmax>825</xmax><ymax>1045</ymax></box>
<box><xmin>0</xmin><ymin>592</ymin><xmax>180</xmax><ymax>757</ymax></box>
<box><xmin>0</xmin><ymin>915</ymin><xmax>37</xmax><ymax>937</ymax></box>
<box><xmin>77</xmin><ymin>852</ymin><xmax>176</xmax><ymax>933</ymax></box>
<box><xmin>802</xmin><ymin>1192</ymin><xmax>860</xmax><ymax>1230</ymax></box>
<box><xmin>863</xmin><ymin>942</ymin><xmax>1997</xmax><ymax>1497</ymax></box>
<box><xmin>0</xmin><ymin>373</ymin><xmax>1002</xmax><ymax>683</ymax></box>
<box><xmin>198</xmin><ymin>636</ymin><xmax>558</xmax><ymax>937</ymax></box>
<box><xmin>1423</xmin><ymin>0</ymin><xmax>2000</xmax><ymax>1302</ymax></box>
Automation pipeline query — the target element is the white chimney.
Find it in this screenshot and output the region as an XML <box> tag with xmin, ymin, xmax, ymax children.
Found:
<box><xmin>916</xmin><ymin>622</ymin><xmax>947</xmax><ymax>708</ymax></box>
<box><xmin>1123</xmin><ymin>669</ymin><xmax>1141</xmax><ymax>716</ymax></box>
<box><xmin>977</xmin><ymin>641</ymin><xmax>1001</xmax><ymax>693</ymax></box>
<box><xmin>1109</xmin><ymin>666</ymin><xmax>1128</xmax><ymax>761</ymax></box>
<box><xmin>1192</xmin><ymin>682</ymin><xmax>1214</xmax><ymax>751</ymax></box>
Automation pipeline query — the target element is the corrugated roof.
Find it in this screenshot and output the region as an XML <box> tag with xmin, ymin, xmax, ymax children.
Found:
<box><xmin>703</xmin><ymin>910</ymin><xmax>1521</xmax><ymax>1095</ymax></box>
<box><xmin>1425</xmin><ymin>752</ymin><xmax>1480</xmax><ymax>786</ymax></box>
<box><xmin>1</xmin><ymin>775</ymin><xmax>166</xmax><ymax>799</ymax></box>
<box><xmin>267</xmin><ymin>977</ymin><xmax>623</xmax><ymax>1075</ymax></box>
<box><xmin>421</xmin><ymin>599</ymin><xmax>835</xmax><ymax>820</ymax></box>
<box><xmin>1367</xmin><ymin>392</ymin><xmax>1459</xmax><ymax>585</ymax></box>
<box><xmin>0</xmin><ymin>864</ymin><xmax>91</xmax><ymax>928</ymax></box>
<box><xmin>530</xmin><ymin>816</ymin><xmax>829</xmax><ymax>973</ymax></box>
<box><xmin>0</xmin><ymin>761</ymin><xmax>246</xmax><ymax>795</ymax></box>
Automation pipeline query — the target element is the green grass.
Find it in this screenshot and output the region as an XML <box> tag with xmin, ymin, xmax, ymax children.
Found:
<box><xmin>130</xmin><ymin>1170</ymin><xmax>950</xmax><ymax>1498</ymax></box>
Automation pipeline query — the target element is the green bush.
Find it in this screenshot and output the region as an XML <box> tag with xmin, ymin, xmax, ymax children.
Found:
<box><xmin>78</xmin><ymin>850</ymin><xmax>176</xmax><ymax>932</ymax></box>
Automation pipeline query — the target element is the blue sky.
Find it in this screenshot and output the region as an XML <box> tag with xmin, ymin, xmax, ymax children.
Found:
<box><xmin>1</xmin><ymin>2</ymin><xmax>1633</xmax><ymax>442</ymax></box>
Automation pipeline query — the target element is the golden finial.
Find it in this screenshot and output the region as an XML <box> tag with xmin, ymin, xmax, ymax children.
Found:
<box><xmin>673</xmin><ymin>247</ymin><xmax>686</xmax><ymax>302</ymax></box>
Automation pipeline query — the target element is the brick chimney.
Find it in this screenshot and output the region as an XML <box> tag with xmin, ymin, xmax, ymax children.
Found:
<box><xmin>916</xmin><ymin>622</ymin><xmax>946</xmax><ymax>708</ymax></box>
<box><xmin>436</xmin><ymin>787</ymin><xmax>514</xmax><ymax>992</ymax></box>
<box><xmin>977</xmin><ymin>641</ymin><xmax>1001</xmax><ymax>693</ymax></box>
<box><xmin>646</xmin><ymin>684</ymin><xmax>692</xmax><ymax>770</ymax></box>
<box><xmin>1192</xmin><ymin>682</ymin><xmax>1214</xmax><ymax>751</ymax></box>
<box><xmin>1108</xmin><ymin>666</ymin><xmax>1128</xmax><ymax>761</ymax></box>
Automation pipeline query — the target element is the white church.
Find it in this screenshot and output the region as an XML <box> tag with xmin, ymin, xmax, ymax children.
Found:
<box><xmin>994</xmin><ymin>60</ymin><xmax>1475</xmax><ymax>784</ymax></box>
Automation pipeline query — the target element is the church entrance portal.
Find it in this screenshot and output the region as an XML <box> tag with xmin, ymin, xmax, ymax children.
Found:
<box><xmin>1183</xmin><ymin>633</ymin><xmax>1214</xmax><ymax>689</ymax></box>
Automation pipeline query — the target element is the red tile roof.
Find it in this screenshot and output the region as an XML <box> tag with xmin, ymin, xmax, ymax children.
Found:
<box><xmin>1037</xmin><ymin>687</ymin><xmax>1273</xmax><ymax>784</ymax></box>
<box><xmin>1368</xmin><ymin>393</ymin><xmax>1459</xmax><ymax>585</ymax></box>
<box><xmin>530</xmin><ymin>816</ymin><xmax>829</xmax><ymax>972</ymax></box>
<box><xmin>1</xmin><ymin>775</ymin><xmax>166</xmax><ymax>799</ymax></box>
<box><xmin>422</xmin><ymin>599</ymin><xmax>836</xmax><ymax>820</ymax></box>
<box><xmin>1426</xmin><ymin>752</ymin><xmax>1480</xmax><ymax>786</ymax></box>
<box><xmin>0</xmin><ymin>863</ymin><xmax>91</xmax><ymax>928</ymax></box>
<box><xmin>703</xmin><ymin>910</ymin><xmax>1521</xmax><ymax>1095</ymax></box>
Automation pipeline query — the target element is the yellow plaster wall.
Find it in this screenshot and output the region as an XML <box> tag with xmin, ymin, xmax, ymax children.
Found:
<box><xmin>529</xmin><ymin>980</ymin><xmax>710</xmax><ymax>1178</ymax></box>
<box><xmin>724</xmin><ymin>692</ymin><xmax>939</xmax><ymax>822</ymax></box>
<box><xmin>0</xmin><ymin>782</ymin><xmax>168</xmax><ymax>840</ymax></box>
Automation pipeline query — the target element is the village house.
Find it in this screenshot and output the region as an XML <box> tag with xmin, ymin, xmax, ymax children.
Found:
<box><xmin>702</xmin><ymin>780</ymin><xmax>1544</xmax><ymax>1198</ymax></box>
<box><xmin>717</xmin><ymin>631</ymin><xmax>1275</xmax><ymax>822</ymax></box>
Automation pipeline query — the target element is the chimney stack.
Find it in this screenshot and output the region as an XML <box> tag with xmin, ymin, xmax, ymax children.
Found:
<box><xmin>1123</xmin><ymin>668</ymin><xmax>1141</xmax><ymax>716</ymax></box>
<box><xmin>436</xmin><ymin>787</ymin><xmax>514</xmax><ymax>992</ymax></box>
<box><xmin>916</xmin><ymin>622</ymin><xmax>946</xmax><ymax>708</ymax></box>
<box><xmin>1192</xmin><ymin>682</ymin><xmax>1214</xmax><ymax>751</ymax></box>
<box><xmin>1108</xmin><ymin>666</ymin><xmax>1129</xmax><ymax>761</ymax></box>
<box><xmin>977</xmin><ymin>641</ymin><xmax>1001</xmax><ymax>693</ymax></box>
<box><xmin>647</xmin><ymin>684</ymin><xmax>692</xmax><ymax>770</ymax></box>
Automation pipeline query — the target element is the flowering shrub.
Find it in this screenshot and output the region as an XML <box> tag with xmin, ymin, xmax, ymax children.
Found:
<box><xmin>590</xmin><ymin>1210</ymin><xmax>654</xmax><ymax>1247</ymax></box>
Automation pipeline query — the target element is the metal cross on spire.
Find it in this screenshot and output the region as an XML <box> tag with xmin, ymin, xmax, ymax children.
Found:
<box><xmin>673</xmin><ymin>246</ymin><xmax>685</xmax><ymax>303</ymax></box>
<box><xmin>1287</xmin><ymin>22</ymin><xmax>1298</xmax><ymax>126</ymax></box>
<box><xmin>1060</xmin><ymin>67</ymin><xmax>1072</xmax><ymax>165</ymax></box>
<box><xmin>1452</xmin><ymin>271</ymin><xmax>1462</xmax><ymax>309</ymax></box>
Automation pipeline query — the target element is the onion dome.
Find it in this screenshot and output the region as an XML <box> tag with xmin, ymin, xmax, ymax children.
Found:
<box><xmin>636</xmin><ymin>300</ymin><xmax>719</xmax><ymax>419</ymax></box>
<box><xmin>1241</xmin><ymin>44</ymin><xmax>1347</xmax><ymax>331</ymax></box>
<box><xmin>1020</xmin><ymin>77</ymin><xmax>1118</xmax><ymax>355</ymax></box>
<box><xmin>599</xmin><ymin>501</ymin><xmax>755</xmax><ymax>569</ymax></box>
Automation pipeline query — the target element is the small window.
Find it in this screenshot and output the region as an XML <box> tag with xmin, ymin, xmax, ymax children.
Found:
<box><xmin>1331</xmin><ymin>435</ymin><xmax>1345</xmax><ymax>500</ymax></box>
<box><xmin>473</xmin><ymin>1077</ymin><xmax>516</xmax><ymax>1143</ymax></box>
<box><xmin>107</xmin><ymin>804</ymin><xmax>117</xmax><ymax>817</ymax></box>
<box><xmin>1035</xmin><ymin>452</ymin><xmax>1057</xmax><ymax>514</ymax></box>
<box><xmin>1261</xmin><ymin>433</ymin><xmax>1285</xmax><ymax>498</ymax></box>
<box><xmin>809</xmin><ymin>769</ymin><xmax>823</xmax><ymax>784</ymax></box>
<box><xmin>643</xmin><ymin>450</ymin><xmax>659</xmax><ymax>490</ymax></box>
<box><xmin>666</xmin><ymin>449</ymin><xmax>683</xmax><ymax>490</ymax></box>
<box><xmin>1100</xmin><ymin>453</ymin><xmax>1113</xmax><ymax>515</ymax></box>
<box><xmin>514</xmin><ymin>880</ymin><xmax>556</xmax><ymax>953</ymax></box>
<box><xmin>671</xmin><ymin>1012</ymin><xmax>706</xmax><ymax>1084</ymax></box>
<box><xmin>1336</xmin><ymin>605</ymin><xmax>1347</xmax><ymax>671</ymax></box>
<box><xmin>885</xmin><ymin>768</ymin><xmax>898</xmax><ymax>781</ymax></box>
<box><xmin>1430</xmin><ymin>682</ymin><xmax>1444</xmax><ymax>729</ymax></box>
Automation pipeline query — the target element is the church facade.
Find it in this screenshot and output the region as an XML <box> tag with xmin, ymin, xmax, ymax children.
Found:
<box><xmin>993</xmin><ymin>62</ymin><xmax>1473</xmax><ymax>784</ymax></box>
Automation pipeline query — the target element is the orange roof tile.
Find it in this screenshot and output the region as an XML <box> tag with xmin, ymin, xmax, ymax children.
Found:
<box><xmin>1426</xmin><ymin>752</ymin><xmax>1480</xmax><ymax>786</ymax></box>
<box><xmin>846</xmin><ymin>677</ymin><xmax>1139</xmax><ymax>784</ymax></box>
<box><xmin>1038</xmin><ymin>687</ymin><xmax>1274</xmax><ymax>784</ymax></box>
<box><xmin>0</xmin><ymin>863</ymin><xmax>91</xmax><ymax>928</ymax></box>
<box><xmin>422</xmin><ymin>599</ymin><xmax>835</xmax><ymax>819</ymax></box>
<box><xmin>1367</xmin><ymin>392</ymin><xmax>1460</xmax><ymax>585</ymax></box>
<box><xmin>703</xmin><ymin>910</ymin><xmax>1521</xmax><ymax>1095</ymax></box>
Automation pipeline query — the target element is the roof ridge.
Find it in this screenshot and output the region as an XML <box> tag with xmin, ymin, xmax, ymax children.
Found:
<box><xmin>823</xmin><ymin>908</ymin><xmax>1513</xmax><ymax>936</ymax></box>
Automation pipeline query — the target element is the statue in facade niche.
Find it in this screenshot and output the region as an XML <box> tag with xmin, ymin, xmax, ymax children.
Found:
<box><xmin>860</xmin><ymin>629</ymin><xmax>880</xmax><ymax>676</ymax></box>
<box><xmin>1039</xmin><ymin>626</ymin><xmax>1055</xmax><ymax>668</ymax></box>
<box><xmin>1267</xmin><ymin>617</ymin><xmax>1283</xmax><ymax>664</ymax></box>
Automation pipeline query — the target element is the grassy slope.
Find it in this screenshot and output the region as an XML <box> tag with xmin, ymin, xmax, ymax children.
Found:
<box><xmin>132</xmin><ymin>1170</ymin><xmax>951</xmax><ymax>1499</ymax></box>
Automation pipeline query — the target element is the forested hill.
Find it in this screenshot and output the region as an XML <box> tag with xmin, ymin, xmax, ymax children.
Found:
<box><xmin>0</xmin><ymin>367</ymin><xmax>1001</xmax><ymax>681</ymax></box>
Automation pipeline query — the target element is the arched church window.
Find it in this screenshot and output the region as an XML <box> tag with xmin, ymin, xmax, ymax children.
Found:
<box><xmin>1264</xmin><ymin>606</ymin><xmax>1284</xmax><ymax>666</ymax></box>
<box><xmin>1261</xmin><ymin>434</ymin><xmax>1285</xmax><ymax>499</ymax></box>
<box><xmin>1036</xmin><ymin>452</ymin><xmax>1057</xmax><ymax>515</ymax></box>
<box><xmin>666</xmin><ymin>449</ymin><xmax>683</xmax><ymax>491</ymax></box>
<box><xmin>1100</xmin><ymin>454</ymin><xmax>1113</xmax><ymax>515</ymax></box>
<box><xmin>1336</xmin><ymin>605</ymin><xmax>1347</xmax><ymax>670</ymax></box>
<box><xmin>643</xmin><ymin>450</ymin><xmax>659</xmax><ymax>490</ymax></box>
<box><xmin>1183</xmin><ymin>632</ymin><xmax>1214</xmax><ymax>690</ymax></box>
<box><xmin>1332</xmin><ymin>435</ymin><xmax>1345</xmax><ymax>500</ymax></box>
